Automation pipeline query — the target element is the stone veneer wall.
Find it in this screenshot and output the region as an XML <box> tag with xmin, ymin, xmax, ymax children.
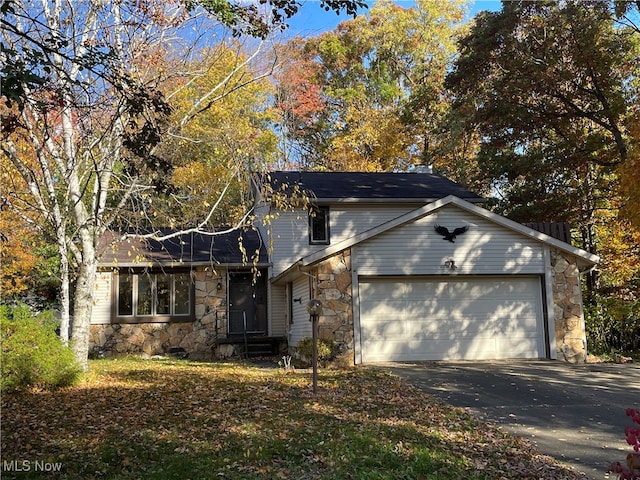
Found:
<box><xmin>311</xmin><ymin>249</ymin><xmax>354</xmax><ymax>355</ymax></box>
<box><xmin>89</xmin><ymin>268</ymin><xmax>229</xmax><ymax>360</ymax></box>
<box><xmin>550</xmin><ymin>250</ymin><xmax>587</xmax><ymax>363</ymax></box>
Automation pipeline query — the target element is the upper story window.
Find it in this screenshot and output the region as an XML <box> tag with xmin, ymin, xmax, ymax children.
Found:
<box><xmin>309</xmin><ymin>206</ymin><xmax>330</xmax><ymax>245</ymax></box>
<box><xmin>116</xmin><ymin>271</ymin><xmax>192</xmax><ymax>322</ymax></box>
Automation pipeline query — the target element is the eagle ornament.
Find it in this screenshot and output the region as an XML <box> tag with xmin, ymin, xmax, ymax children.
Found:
<box><xmin>434</xmin><ymin>224</ymin><xmax>468</xmax><ymax>243</ymax></box>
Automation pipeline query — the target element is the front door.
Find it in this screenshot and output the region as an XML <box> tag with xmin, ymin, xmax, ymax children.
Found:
<box><xmin>228</xmin><ymin>272</ymin><xmax>267</xmax><ymax>335</ymax></box>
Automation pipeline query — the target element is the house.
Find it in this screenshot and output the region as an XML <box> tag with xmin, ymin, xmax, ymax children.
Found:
<box><xmin>89</xmin><ymin>170</ymin><xmax>599</xmax><ymax>363</ymax></box>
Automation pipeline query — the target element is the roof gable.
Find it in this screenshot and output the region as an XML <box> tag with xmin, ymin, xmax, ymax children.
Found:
<box><xmin>297</xmin><ymin>195</ymin><xmax>599</xmax><ymax>269</ymax></box>
<box><xmin>263</xmin><ymin>171</ymin><xmax>484</xmax><ymax>203</ymax></box>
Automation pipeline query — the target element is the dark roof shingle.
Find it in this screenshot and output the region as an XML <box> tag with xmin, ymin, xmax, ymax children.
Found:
<box><xmin>99</xmin><ymin>228</ymin><xmax>267</xmax><ymax>267</ymax></box>
<box><xmin>524</xmin><ymin>222</ymin><xmax>572</xmax><ymax>244</ymax></box>
<box><xmin>263</xmin><ymin>171</ymin><xmax>483</xmax><ymax>202</ymax></box>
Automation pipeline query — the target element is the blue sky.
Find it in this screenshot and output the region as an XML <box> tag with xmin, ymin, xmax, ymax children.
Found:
<box><xmin>285</xmin><ymin>0</ymin><xmax>502</xmax><ymax>38</ymax></box>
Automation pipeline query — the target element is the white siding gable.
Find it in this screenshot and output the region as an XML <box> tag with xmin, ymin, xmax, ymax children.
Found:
<box><xmin>353</xmin><ymin>205</ymin><xmax>546</xmax><ymax>276</ymax></box>
<box><xmin>266</xmin><ymin>204</ymin><xmax>421</xmax><ymax>276</ymax></box>
<box><xmin>269</xmin><ymin>283</ymin><xmax>287</xmax><ymax>336</ymax></box>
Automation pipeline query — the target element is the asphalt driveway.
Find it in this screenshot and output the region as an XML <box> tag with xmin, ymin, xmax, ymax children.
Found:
<box><xmin>382</xmin><ymin>360</ymin><xmax>640</xmax><ymax>480</ymax></box>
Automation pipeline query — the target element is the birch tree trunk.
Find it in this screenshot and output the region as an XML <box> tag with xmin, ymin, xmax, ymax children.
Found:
<box><xmin>57</xmin><ymin>234</ymin><xmax>71</xmax><ymax>344</ymax></box>
<box><xmin>72</xmin><ymin>251</ymin><xmax>98</xmax><ymax>371</ymax></box>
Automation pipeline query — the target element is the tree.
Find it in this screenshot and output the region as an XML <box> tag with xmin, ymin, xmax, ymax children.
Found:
<box><xmin>0</xmin><ymin>0</ymin><xmax>365</xmax><ymax>370</ymax></box>
<box><xmin>445</xmin><ymin>0</ymin><xmax>640</xmax><ymax>354</ymax></box>
<box><xmin>0</xmin><ymin>211</ymin><xmax>60</xmax><ymax>302</ymax></box>
<box><xmin>612</xmin><ymin>0</ymin><xmax>640</xmax><ymax>229</ymax></box>
<box><xmin>193</xmin><ymin>0</ymin><xmax>366</xmax><ymax>39</ymax></box>
<box><xmin>273</xmin><ymin>0</ymin><xmax>467</xmax><ymax>173</ymax></box>
<box><xmin>617</xmin><ymin>103</ymin><xmax>640</xmax><ymax>227</ymax></box>
<box><xmin>151</xmin><ymin>44</ymin><xmax>278</xmax><ymax>228</ymax></box>
<box><xmin>446</xmin><ymin>0</ymin><xmax>638</xmax><ymax>238</ymax></box>
<box><xmin>614</xmin><ymin>0</ymin><xmax>640</xmax><ymax>35</ymax></box>
<box><xmin>0</xmin><ymin>209</ymin><xmax>38</xmax><ymax>297</ymax></box>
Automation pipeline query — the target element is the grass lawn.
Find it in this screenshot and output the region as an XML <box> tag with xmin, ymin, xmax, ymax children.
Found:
<box><xmin>1</xmin><ymin>357</ymin><xmax>587</xmax><ymax>479</ymax></box>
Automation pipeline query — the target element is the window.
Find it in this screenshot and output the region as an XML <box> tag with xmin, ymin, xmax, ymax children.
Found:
<box><xmin>115</xmin><ymin>271</ymin><xmax>192</xmax><ymax>322</ymax></box>
<box><xmin>309</xmin><ymin>206</ymin><xmax>330</xmax><ymax>244</ymax></box>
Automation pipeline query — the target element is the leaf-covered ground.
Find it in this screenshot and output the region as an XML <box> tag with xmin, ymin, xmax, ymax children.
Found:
<box><xmin>1</xmin><ymin>358</ymin><xmax>588</xmax><ymax>479</ymax></box>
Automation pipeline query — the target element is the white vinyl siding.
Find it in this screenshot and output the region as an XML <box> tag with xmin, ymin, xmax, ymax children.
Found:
<box><xmin>91</xmin><ymin>271</ymin><xmax>112</xmax><ymax>324</ymax></box>
<box><xmin>289</xmin><ymin>275</ymin><xmax>312</xmax><ymax>346</ymax></box>
<box><xmin>358</xmin><ymin>276</ymin><xmax>545</xmax><ymax>362</ymax></box>
<box><xmin>267</xmin><ymin>204</ymin><xmax>420</xmax><ymax>276</ymax></box>
<box><xmin>353</xmin><ymin>205</ymin><xmax>545</xmax><ymax>276</ymax></box>
<box><xmin>269</xmin><ymin>283</ymin><xmax>287</xmax><ymax>336</ymax></box>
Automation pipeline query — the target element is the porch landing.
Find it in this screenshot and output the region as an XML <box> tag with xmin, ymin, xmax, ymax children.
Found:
<box><xmin>216</xmin><ymin>336</ymin><xmax>287</xmax><ymax>358</ymax></box>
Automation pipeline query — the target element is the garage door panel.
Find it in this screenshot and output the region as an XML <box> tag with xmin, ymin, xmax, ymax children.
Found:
<box><xmin>494</xmin><ymin>314</ymin><xmax>539</xmax><ymax>332</ymax></box>
<box><xmin>360</xmin><ymin>280</ymin><xmax>407</xmax><ymax>300</ymax></box>
<box><xmin>362</xmin><ymin>337</ymin><xmax>504</xmax><ymax>362</ymax></box>
<box><xmin>360</xmin><ymin>300</ymin><xmax>409</xmax><ymax>319</ymax></box>
<box><xmin>366</xmin><ymin>317</ymin><xmax>498</xmax><ymax>341</ymax></box>
<box><xmin>494</xmin><ymin>336</ymin><xmax>542</xmax><ymax>358</ymax></box>
<box><xmin>404</xmin><ymin>282</ymin><xmax>448</xmax><ymax>298</ymax></box>
<box><xmin>362</xmin><ymin>318</ymin><xmax>406</xmax><ymax>337</ymax></box>
<box><xmin>359</xmin><ymin>277</ymin><xmax>545</xmax><ymax>362</ymax></box>
<box><xmin>364</xmin><ymin>339</ymin><xmax>453</xmax><ymax>362</ymax></box>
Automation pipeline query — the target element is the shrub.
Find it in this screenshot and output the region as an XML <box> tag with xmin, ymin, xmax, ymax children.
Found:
<box><xmin>585</xmin><ymin>295</ymin><xmax>640</xmax><ymax>356</ymax></box>
<box><xmin>296</xmin><ymin>337</ymin><xmax>338</xmax><ymax>366</ymax></box>
<box><xmin>609</xmin><ymin>408</ymin><xmax>640</xmax><ymax>479</ymax></box>
<box><xmin>1</xmin><ymin>303</ymin><xmax>81</xmax><ymax>392</ymax></box>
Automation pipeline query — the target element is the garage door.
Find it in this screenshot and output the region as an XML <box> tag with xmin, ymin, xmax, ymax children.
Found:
<box><xmin>358</xmin><ymin>277</ymin><xmax>546</xmax><ymax>362</ymax></box>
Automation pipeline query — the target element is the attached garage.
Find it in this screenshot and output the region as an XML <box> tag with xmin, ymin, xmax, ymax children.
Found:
<box><xmin>279</xmin><ymin>196</ymin><xmax>599</xmax><ymax>364</ymax></box>
<box><xmin>358</xmin><ymin>276</ymin><xmax>546</xmax><ymax>362</ymax></box>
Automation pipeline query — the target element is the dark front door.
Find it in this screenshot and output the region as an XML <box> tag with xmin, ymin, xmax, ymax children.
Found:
<box><xmin>228</xmin><ymin>272</ymin><xmax>267</xmax><ymax>335</ymax></box>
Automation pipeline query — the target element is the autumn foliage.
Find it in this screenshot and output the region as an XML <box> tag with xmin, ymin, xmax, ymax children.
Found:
<box><xmin>274</xmin><ymin>0</ymin><xmax>466</xmax><ymax>172</ymax></box>
<box><xmin>0</xmin><ymin>211</ymin><xmax>38</xmax><ymax>297</ymax></box>
<box><xmin>609</xmin><ymin>409</ymin><xmax>640</xmax><ymax>480</ymax></box>
<box><xmin>0</xmin><ymin>210</ymin><xmax>59</xmax><ymax>300</ymax></box>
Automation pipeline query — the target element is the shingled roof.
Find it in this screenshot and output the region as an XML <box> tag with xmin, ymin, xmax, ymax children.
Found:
<box><xmin>524</xmin><ymin>222</ymin><xmax>572</xmax><ymax>244</ymax></box>
<box><xmin>263</xmin><ymin>171</ymin><xmax>484</xmax><ymax>203</ymax></box>
<box><xmin>98</xmin><ymin>228</ymin><xmax>268</xmax><ymax>267</ymax></box>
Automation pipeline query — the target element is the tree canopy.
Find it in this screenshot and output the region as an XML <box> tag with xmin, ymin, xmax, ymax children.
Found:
<box><xmin>132</xmin><ymin>43</ymin><xmax>279</xmax><ymax>229</ymax></box>
<box><xmin>274</xmin><ymin>0</ymin><xmax>469</xmax><ymax>175</ymax></box>
<box><xmin>446</xmin><ymin>0</ymin><xmax>639</xmax><ymax>225</ymax></box>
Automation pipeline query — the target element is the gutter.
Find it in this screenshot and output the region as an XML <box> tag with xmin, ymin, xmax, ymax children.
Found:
<box><xmin>271</xmin><ymin>260</ymin><xmax>313</xmax><ymax>286</ymax></box>
<box><xmin>98</xmin><ymin>261</ymin><xmax>272</xmax><ymax>269</ymax></box>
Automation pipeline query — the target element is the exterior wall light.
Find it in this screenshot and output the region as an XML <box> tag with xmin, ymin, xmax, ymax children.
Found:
<box><xmin>306</xmin><ymin>299</ymin><xmax>323</xmax><ymax>317</ymax></box>
<box><xmin>444</xmin><ymin>259</ymin><xmax>457</xmax><ymax>270</ymax></box>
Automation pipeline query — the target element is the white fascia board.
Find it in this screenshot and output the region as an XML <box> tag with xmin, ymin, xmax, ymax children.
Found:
<box><xmin>271</xmin><ymin>260</ymin><xmax>304</xmax><ymax>285</ymax></box>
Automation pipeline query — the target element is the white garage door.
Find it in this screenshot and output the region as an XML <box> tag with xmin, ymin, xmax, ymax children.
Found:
<box><xmin>359</xmin><ymin>276</ymin><xmax>546</xmax><ymax>362</ymax></box>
